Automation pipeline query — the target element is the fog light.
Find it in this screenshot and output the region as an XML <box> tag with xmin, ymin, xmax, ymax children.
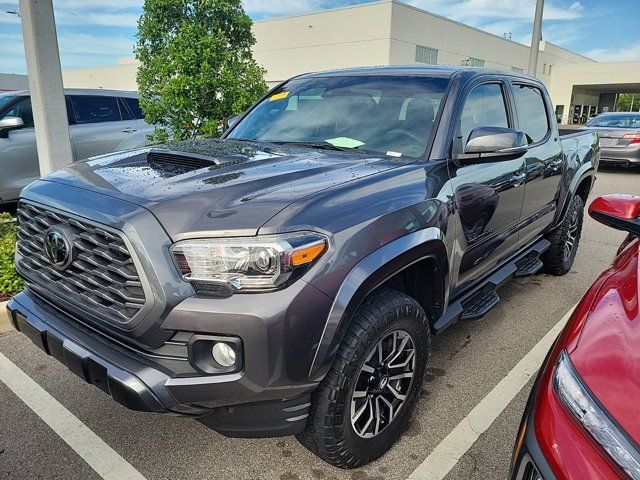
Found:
<box><xmin>212</xmin><ymin>342</ymin><xmax>236</xmax><ymax>367</ymax></box>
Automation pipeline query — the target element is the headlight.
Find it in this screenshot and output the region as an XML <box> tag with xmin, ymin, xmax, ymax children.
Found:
<box><xmin>553</xmin><ymin>350</ymin><xmax>640</xmax><ymax>479</ymax></box>
<box><xmin>170</xmin><ymin>232</ymin><xmax>327</xmax><ymax>295</ymax></box>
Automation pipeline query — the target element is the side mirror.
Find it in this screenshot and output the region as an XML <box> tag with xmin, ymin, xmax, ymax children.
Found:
<box><xmin>455</xmin><ymin>127</ymin><xmax>528</xmax><ymax>163</ymax></box>
<box><xmin>227</xmin><ymin>115</ymin><xmax>241</xmax><ymax>129</ymax></box>
<box><xmin>589</xmin><ymin>195</ymin><xmax>640</xmax><ymax>236</ymax></box>
<box><xmin>0</xmin><ymin>116</ymin><xmax>24</xmax><ymax>138</ymax></box>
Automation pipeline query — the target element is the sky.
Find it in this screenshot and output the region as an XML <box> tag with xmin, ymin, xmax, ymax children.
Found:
<box><xmin>1</xmin><ymin>0</ymin><xmax>639</xmax><ymax>75</ymax></box>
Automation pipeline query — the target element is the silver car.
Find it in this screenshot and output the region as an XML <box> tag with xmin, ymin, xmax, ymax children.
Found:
<box><xmin>0</xmin><ymin>89</ymin><xmax>154</xmax><ymax>203</ymax></box>
<box><xmin>584</xmin><ymin>112</ymin><xmax>640</xmax><ymax>167</ymax></box>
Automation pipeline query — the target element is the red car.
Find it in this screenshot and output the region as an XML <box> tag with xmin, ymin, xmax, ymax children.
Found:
<box><xmin>511</xmin><ymin>194</ymin><xmax>640</xmax><ymax>480</ymax></box>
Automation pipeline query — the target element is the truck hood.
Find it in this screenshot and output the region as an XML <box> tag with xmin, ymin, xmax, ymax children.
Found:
<box><xmin>41</xmin><ymin>139</ymin><xmax>401</xmax><ymax>240</ymax></box>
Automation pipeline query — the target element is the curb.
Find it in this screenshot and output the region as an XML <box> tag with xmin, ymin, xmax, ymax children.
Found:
<box><xmin>0</xmin><ymin>300</ymin><xmax>13</xmax><ymax>334</ymax></box>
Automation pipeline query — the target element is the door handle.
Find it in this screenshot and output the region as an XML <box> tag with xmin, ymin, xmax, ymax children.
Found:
<box><xmin>121</xmin><ymin>127</ymin><xmax>138</xmax><ymax>133</ymax></box>
<box><xmin>510</xmin><ymin>172</ymin><xmax>526</xmax><ymax>187</ymax></box>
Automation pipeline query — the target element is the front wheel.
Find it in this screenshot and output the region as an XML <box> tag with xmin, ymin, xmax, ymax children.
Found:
<box><xmin>297</xmin><ymin>289</ymin><xmax>431</xmax><ymax>468</ymax></box>
<box><xmin>542</xmin><ymin>194</ymin><xmax>584</xmax><ymax>275</ymax></box>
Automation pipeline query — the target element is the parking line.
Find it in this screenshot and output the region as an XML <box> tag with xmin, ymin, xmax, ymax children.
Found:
<box><xmin>408</xmin><ymin>306</ymin><xmax>576</xmax><ymax>480</ymax></box>
<box><xmin>0</xmin><ymin>353</ymin><xmax>147</xmax><ymax>480</ymax></box>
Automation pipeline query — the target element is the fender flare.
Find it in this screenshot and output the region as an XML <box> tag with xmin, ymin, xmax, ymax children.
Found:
<box><xmin>557</xmin><ymin>164</ymin><xmax>595</xmax><ymax>226</ymax></box>
<box><xmin>308</xmin><ymin>227</ymin><xmax>448</xmax><ymax>381</ymax></box>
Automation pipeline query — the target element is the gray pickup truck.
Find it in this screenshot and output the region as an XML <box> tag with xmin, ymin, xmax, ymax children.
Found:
<box><xmin>7</xmin><ymin>66</ymin><xmax>599</xmax><ymax>468</ymax></box>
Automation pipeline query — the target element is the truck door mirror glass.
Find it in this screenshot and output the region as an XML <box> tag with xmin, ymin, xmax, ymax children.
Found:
<box><xmin>0</xmin><ymin>116</ymin><xmax>25</xmax><ymax>138</ymax></box>
<box><xmin>589</xmin><ymin>195</ymin><xmax>640</xmax><ymax>236</ymax></box>
<box><xmin>456</xmin><ymin>126</ymin><xmax>527</xmax><ymax>163</ymax></box>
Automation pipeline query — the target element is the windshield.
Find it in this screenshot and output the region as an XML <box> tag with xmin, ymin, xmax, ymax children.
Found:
<box><xmin>586</xmin><ymin>114</ymin><xmax>640</xmax><ymax>128</ymax></box>
<box><xmin>227</xmin><ymin>75</ymin><xmax>450</xmax><ymax>158</ymax></box>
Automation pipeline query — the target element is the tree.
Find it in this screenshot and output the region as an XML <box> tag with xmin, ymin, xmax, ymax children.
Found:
<box><xmin>615</xmin><ymin>93</ymin><xmax>639</xmax><ymax>112</ymax></box>
<box><xmin>135</xmin><ymin>0</ymin><xmax>268</xmax><ymax>141</ymax></box>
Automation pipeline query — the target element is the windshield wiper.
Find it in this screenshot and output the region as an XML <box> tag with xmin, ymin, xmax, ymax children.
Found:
<box><xmin>267</xmin><ymin>140</ymin><xmax>353</xmax><ymax>151</ymax></box>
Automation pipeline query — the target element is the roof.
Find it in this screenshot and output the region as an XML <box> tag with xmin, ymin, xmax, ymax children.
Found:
<box><xmin>7</xmin><ymin>88</ymin><xmax>139</xmax><ymax>97</ymax></box>
<box><xmin>297</xmin><ymin>65</ymin><xmax>541</xmax><ymax>82</ymax></box>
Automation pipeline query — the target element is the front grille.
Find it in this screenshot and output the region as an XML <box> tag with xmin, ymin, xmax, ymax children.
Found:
<box><xmin>15</xmin><ymin>202</ymin><xmax>147</xmax><ymax>325</ymax></box>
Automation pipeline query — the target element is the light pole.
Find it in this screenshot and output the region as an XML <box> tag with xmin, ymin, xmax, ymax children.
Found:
<box><xmin>527</xmin><ymin>0</ymin><xmax>544</xmax><ymax>77</ymax></box>
<box><xmin>18</xmin><ymin>0</ymin><xmax>73</xmax><ymax>174</ymax></box>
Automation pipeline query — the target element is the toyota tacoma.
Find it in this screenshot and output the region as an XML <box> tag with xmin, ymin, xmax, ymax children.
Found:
<box><xmin>7</xmin><ymin>66</ymin><xmax>599</xmax><ymax>468</ymax></box>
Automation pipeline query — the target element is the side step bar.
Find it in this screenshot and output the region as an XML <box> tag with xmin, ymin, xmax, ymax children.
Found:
<box><xmin>434</xmin><ymin>238</ymin><xmax>550</xmax><ymax>333</ymax></box>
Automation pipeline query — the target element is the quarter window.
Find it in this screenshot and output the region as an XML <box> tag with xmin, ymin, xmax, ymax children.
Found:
<box><xmin>123</xmin><ymin>97</ymin><xmax>145</xmax><ymax>120</ymax></box>
<box><xmin>70</xmin><ymin>95</ymin><xmax>121</xmax><ymax>124</ymax></box>
<box><xmin>512</xmin><ymin>84</ymin><xmax>549</xmax><ymax>144</ymax></box>
<box><xmin>458</xmin><ymin>83</ymin><xmax>509</xmax><ymax>147</ymax></box>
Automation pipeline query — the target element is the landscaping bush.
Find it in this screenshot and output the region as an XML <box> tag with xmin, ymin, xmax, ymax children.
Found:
<box><xmin>0</xmin><ymin>212</ymin><xmax>22</xmax><ymax>300</ymax></box>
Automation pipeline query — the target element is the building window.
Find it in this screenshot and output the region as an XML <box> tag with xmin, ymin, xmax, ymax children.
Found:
<box><xmin>415</xmin><ymin>45</ymin><xmax>438</xmax><ymax>65</ymax></box>
<box><xmin>469</xmin><ymin>57</ymin><xmax>485</xmax><ymax>68</ymax></box>
<box><xmin>543</xmin><ymin>63</ymin><xmax>547</xmax><ymax>74</ymax></box>
<box><xmin>511</xmin><ymin>67</ymin><xmax>524</xmax><ymax>73</ymax></box>
<box><xmin>548</xmin><ymin>64</ymin><xmax>552</xmax><ymax>75</ymax></box>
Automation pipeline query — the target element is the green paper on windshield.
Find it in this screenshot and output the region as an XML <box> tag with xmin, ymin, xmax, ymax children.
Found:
<box><xmin>324</xmin><ymin>137</ymin><xmax>365</xmax><ymax>148</ymax></box>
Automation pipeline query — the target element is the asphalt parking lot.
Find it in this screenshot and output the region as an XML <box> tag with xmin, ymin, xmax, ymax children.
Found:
<box><xmin>1</xmin><ymin>167</ymin><xmax>638</xmax><ymax>480</ymax></box>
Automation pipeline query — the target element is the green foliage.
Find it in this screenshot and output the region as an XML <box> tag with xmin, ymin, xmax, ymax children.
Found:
<box><xmin>0</xmin><ymin>213</ymin><xmax>22</xmax><ymax>299</ymax></box>
<box><xmin>616</xmin><ymin>93</ymin><xmax>640</xmax><ymax>112</ymax></box>
<box><xmin>135</xmin><ymin>0</ymin><xmax>268</xmax><ymax>141</ymax></box>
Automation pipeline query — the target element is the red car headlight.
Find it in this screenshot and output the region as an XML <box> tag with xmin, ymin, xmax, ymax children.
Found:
<box><xmin>553</xmin><ymin>350</ymin><xmax>640</xmax><ymax>479</ymax></box>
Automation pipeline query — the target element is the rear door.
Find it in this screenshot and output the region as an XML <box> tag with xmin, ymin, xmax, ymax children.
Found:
<box><xmin>69</xmin><ymin>94</ymin><xmax>140</xmax><ymax>160</ymax></box>
<box><xmin>510</xmin><ymin>82</ymin><xmax>564</xmax><ymax>247</ymax></box>
<box><xmin>448</xmin><ymin>79</ymin><xmax>527</xmax><ymax>295</ymax></box>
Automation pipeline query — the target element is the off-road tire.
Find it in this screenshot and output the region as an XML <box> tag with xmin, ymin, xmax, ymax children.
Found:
<box><xmin>297</xmin><ymin>289</ymin><xmax>431</xmax><ymax>468</ymax></box>
<box><xmin>542</xmin><ymin>194</ymin><xmax>584</xmax><ymax>275</ymax></box>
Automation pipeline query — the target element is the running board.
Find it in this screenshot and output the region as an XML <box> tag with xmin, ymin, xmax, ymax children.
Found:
<box><xmin>434</xmin><ymin>238</ymin><xmax>550</xmax><ymax>333</ymax></box>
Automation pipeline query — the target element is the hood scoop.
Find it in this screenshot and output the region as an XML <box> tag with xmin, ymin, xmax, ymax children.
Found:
<box><xmin>147</xmin><ymin>149</ymin><xmax>220</xmax><ymax>171</ymax></box>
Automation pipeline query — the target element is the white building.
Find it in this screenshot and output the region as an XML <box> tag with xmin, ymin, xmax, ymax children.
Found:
<box><xmin>0</xmin><ymin>73</ymin><xmax>28</xmax><ymax>92</ymax></box>
<box><xmin>57</xmin><ymin>0</ymin><xmax>640</xmax><ymax>123</ymax></box>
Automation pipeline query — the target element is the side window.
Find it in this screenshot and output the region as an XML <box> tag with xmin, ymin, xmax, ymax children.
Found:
<box><xmin>1</xmin><ymin>97</ymin><xmax>34</xmax><ymax>128</ymax></box>
<box><xmin>70</xmin><ymin>95</ymin><xmax>121</xmax><ymax>124</ymax></box>
<box><xmin>458</xmin><ymin>83</ymin><xmax>509</xmax><ymax>147</ymax></box>
<box><xmin>118</xmin><ymin>98</ymin><xmax>133</xmax><ymax>120</ymax></box>
<box><xmin>512</xmin><ymin>84</ymin><xmax>549</xmax><ymax>144</ymax></box>
<box><xmin>123</xmin><ymin>97</ymin><xmax>145</xmax><ymax>120</ymax></box>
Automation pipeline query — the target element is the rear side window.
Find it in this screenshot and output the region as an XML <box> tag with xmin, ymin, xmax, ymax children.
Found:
<box><xmin>70</xmin><ymin>95</ymin><xmax>121</xmax><ymax>124</ymax></box>
<box><xmin>458</xmin><ymin>83</ymin><xmax>509</xmax><ymax>146</ymax></box>
<box><xmin>512</xmin><ymin>84</ymin><xmax>549</xmax><ymax>144</ymax></box>
<box><xmin>123</xmin><ymin>97</ymin><xmax>144</xmax><ymax>120</ymax></box>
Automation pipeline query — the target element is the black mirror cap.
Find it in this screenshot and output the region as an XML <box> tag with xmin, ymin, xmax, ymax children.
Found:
<box><xmin>466</xmin><ymin>126</ymin><xmax>528</xmax><ymax>154</ymax></box>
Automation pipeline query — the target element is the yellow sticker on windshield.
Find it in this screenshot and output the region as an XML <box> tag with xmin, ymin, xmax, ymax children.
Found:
<box><xmin>269</xmin><ymin>91</ymin><xmax>290</xmax><ymax>102</ymax></box>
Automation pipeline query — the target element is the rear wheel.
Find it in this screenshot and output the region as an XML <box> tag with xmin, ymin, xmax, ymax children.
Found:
<box><xmin>297</xmin><ymin>289</ymin><xmax>431</xmax><ymax>468</ymax></box>
<box><xmin>542</xmin><ymin>194</ymin><xmax>584</xmax><ymax>275</ymax></box>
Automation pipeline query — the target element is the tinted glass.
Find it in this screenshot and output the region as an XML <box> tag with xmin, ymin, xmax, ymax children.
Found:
<box><xmin>586</xmin><ymin>114</ymin><xmax>640</xmax><ymax>128</ymax></box>
<box><xmin>71</xmin><ymin>95</ymin><xmax>121</xmax><ymax>124</ymax></box>
<box><xmin>228</xmin><ymin>75</ymin><xmax>450</xmax><ymax>158</ymax></box>
<box><xmin>0</xmin><ymin>94</ymin><xmax>17</xmax><ymax>109</ymax></box>
<box><xmin>123</xmin><ymin>97</ymin><xmax>144</xmax><ymax>120</ymax></box>
<box><xmin>458</xmin><ymin>83</ymin><xmax>509</xmax><ymax>145</ymax></box>
<box><xmin>1</xmin><ymin>96</ymin><xmax>34</xmax><ymax>128</ymax></box>
<box><xmin>513</xmin><ymin>84</ymin><xmax>549</xmax><ymax>143</ymax></box>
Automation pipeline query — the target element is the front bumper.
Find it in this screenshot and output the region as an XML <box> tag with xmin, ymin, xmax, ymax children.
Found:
<box><xmin>7</xmin><ymin>286</ymin><xmax>328</xmax><ymax>436</ymax></box>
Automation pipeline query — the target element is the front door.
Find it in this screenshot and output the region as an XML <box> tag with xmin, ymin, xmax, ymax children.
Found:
<box><xmin>0</xmin><ymin>96</ymin><xmax>38</xmax><ymax>202</ymax></box>
<box><xmin>448</xmin><ymin>81</ymin><xmax>526</xmax><ymax>295</ymax></box>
